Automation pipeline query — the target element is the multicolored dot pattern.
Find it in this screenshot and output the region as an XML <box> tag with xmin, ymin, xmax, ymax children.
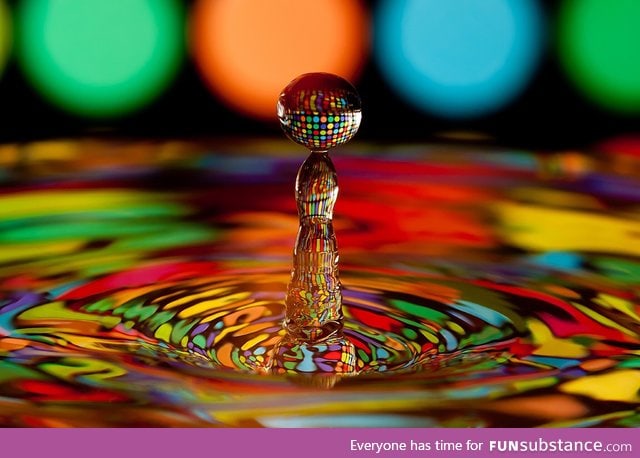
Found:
<box><xmin>288</xmin><ymin>108</ymin><xmax>361</xmax><ymax>151</ymax></box>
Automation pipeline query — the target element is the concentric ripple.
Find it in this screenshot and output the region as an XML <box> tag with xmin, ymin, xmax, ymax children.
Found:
<box><xmin>4</xmin><ymin>268</ymin><xmax>527</xmax><ymax>374</ymax></box>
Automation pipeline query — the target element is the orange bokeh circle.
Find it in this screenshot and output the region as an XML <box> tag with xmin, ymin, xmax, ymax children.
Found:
<box><xmin>191</xmin><ymin>0</ymin><xmax>368</xmax><ymax>120</ymax></box>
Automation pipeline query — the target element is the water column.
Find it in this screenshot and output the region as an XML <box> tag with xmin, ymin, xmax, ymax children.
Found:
<box><xmin>270</xmin><ymin>73</ymin><xmax>362</xmax><ymax>382</ymax></box>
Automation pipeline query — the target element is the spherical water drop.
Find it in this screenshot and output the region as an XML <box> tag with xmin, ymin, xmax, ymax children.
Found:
<box><xmin>277</xmin><ymin>73</ymin><xmax>362</xmax><ymax>152</ymax></box>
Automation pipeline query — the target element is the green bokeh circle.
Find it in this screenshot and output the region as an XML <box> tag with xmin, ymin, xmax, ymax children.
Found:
<box><xmin>17</xmin><ymin>0</ymin><xmax>185</xmax><ymax>118</ymax></box>
<box><xmin>558</xmin><ymin>0</ymin><xmax>640</xmax><ymax>113</ymax></box>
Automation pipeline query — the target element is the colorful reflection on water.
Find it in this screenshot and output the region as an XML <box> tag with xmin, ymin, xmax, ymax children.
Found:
<box><xmin>0</xmin><ymin>140</ymin><xmax>638</xmax><ymax>427</ymax></box>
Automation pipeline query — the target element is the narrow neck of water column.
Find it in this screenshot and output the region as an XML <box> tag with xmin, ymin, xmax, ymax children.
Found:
<box><xmin>284</xmin><ymin>151</ymin><xmax>343</xmax><ymax>341</ymax></box>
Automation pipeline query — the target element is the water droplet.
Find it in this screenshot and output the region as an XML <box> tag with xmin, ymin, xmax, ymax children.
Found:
<box><xmin>277</xmin><ymin>72</ymin><xmax>362</xmax><ymax>152</ymax></box>
<box><xmin>271</xmin><ymin>73</ymin><xmax>362</xmax><ymax>377</ymax></box>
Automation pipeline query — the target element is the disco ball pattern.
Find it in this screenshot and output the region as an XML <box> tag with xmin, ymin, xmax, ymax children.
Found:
<box><xmin>278</xmin><ymin>73</ymin><xmax>362</xmax><ymax>151</ymax></box>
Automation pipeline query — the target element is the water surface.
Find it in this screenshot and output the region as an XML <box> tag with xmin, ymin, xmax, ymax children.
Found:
<box><xmin>0</xmin><ymin>141</ymin><xmax>638</xmax><ymax>427</ymax></box>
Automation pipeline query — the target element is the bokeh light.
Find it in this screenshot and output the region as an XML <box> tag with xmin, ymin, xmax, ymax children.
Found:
<box><xmin>191</xmin><ymin>0</ymin><xmax>368</xmax><ymax>120</ymax></box>
<box><xmin>16</xmin><ymin>0</ymin><xmax>185</xmax><ymax>118</ymax></box>
<box><xmin>0</xmin><ymin>0</ymin><xmax>11</xmax><ymax>78</ymax></box>
<box><xmin>374</xmin><ymin>0</ymin><xmax>543</xmax><ymax>119</ymax></box>
<box><xmin>558</xmin><ymin>0</ymin><xmax>640</xmax><ymax>113</ymax></box>
<box><xmin>599</xmin><ymin>135</ymin><xmax>640</xmax><ymax>159</ymax></box>
<box><xmin>598</xmin><ymin>135</ymin><xmax>640</xmax><ymax>176</ymax></box>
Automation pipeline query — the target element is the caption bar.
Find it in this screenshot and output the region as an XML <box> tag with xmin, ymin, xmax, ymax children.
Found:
<box><xmin>0</xmin><ymin>428</ymin><xmax>637</xmax><ymax>458</ymax></box>
<box><xmin>351</xmin><ymin>438</ymin><xmax>632</xmax><ymax>454</ymax></box>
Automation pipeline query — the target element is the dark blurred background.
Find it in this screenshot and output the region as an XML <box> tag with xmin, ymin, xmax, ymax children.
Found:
<box><xmin>0</xmin><ymin>0</ymin><xmax>638</xmax><ymax>149</ymax></box>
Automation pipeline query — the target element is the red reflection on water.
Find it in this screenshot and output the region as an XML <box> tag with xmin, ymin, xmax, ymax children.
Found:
<box><xmin>60</xmin><ymin>261</ymin><xmax>221</xmax><ymax>300</ymax></box>
<box><xmin>599</xmin><ymin>135</ymin><xmax>640</xmax><ymax>158</ymax></box>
